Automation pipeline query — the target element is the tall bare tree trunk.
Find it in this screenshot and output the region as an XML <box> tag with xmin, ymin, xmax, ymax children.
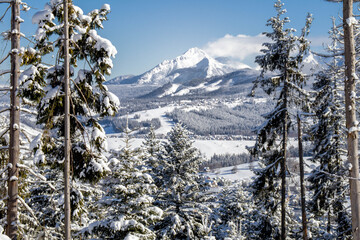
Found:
<box><xmin>297</xmin><ymin>114</ymin><xmax>308</xmax><ymax>240</ymax></box>
<box><xmin>343</xmin><ymin>0</ymin><xmax>360</xmax><ymax>239</ymax></box>
<box><xmin>7</xmin><ymin>0</ymin><xmax>20</xmax><ymax>239</ymax></box>
<box><xmin>281</xmin><ymin>79</ymin><xmax>288</xmax><ymax>240</ymax></box>
<box><xmin>63</xmin><ymin>0</ymin><xmax>71</xmax><ymax>239</ymax></box>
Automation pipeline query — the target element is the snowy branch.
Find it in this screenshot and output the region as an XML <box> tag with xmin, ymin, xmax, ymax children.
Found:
<box><xmin>20</xmin><ymin>128</ymin><xmax>31</xmax><ymax>143</ymax></box>
<box><xmin>20</xmin><ymin>107</ymin><xmax>37</xmax><ymax>115</ymax></box>
<box><xmin>304</xmin><ymin>162</ymin><xmax>360</xmax><ymax>181</ymax></box>
<box><xmin>17</xmin><ymin>163</ymin><xmax>46</xmax><ymax>181</ymax></box>
<box><xmin>287</xmin><ymin>82</ymin><xmax>310</xmax><ymax>97</ymax></box>
<box><xmin>297</xmin><ymin>111</ymin><xmax>315</xmax><ymax>121</ymax></box>
<box><xmin>24</xmin><ymin>179</ymin><xmax>56</xmax><ymax>191</ymax></box>
<box><xmin>17</xmin><ymin>196</ymin><xmax>40</xmax><ymax>225</ymax></box>
<box><xmin>264</xmin><ymin>157</ymin><xmax>282</xmax><ymax>171</ymax></box>
<box><xmin>0</xmin><ymin>164</ymin><xmax>8</xmax><ymax>176</ymax></box>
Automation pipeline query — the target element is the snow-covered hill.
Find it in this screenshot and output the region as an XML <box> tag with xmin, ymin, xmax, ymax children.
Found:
<box><xmin>141</xmin><ymin>68</ymin><xmax>259</xmax><ymax>98</ymax></box>
<box><xmin>107</xmin><ymin>47</ymin><xmax>246</xmax><ymax>85</ymax></box>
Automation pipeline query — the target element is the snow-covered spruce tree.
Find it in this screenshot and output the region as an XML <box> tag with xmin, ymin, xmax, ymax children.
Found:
<box><xmin>23</xmin><ymin>0</ymin><xmax>119</xmax><ymax>181</ymax></box>
<box><xmin>155</xmin><ymin>123</ymin><xmax>212</xmax><ymax>239</ymax></box>
<box><xmin>17</xmin><ymin>1</ymin><xmax>119</xmax><ymax>237</ymax></box>
<box><xmin>142</xmin><ymin>127</ymin><xmax>164</xmax><ymax>187</ymax></box>
<box><xmin>82</xmin><ymin>125</ymin><xmax>162</xmax><ymax>239</ymax></box>
<box><xmin>212</xmin><ymin>182</ymin><xmax>252</xmax><ymax>240</ymax></box>
<box><xmin>248</xmin><ymin>0</ymin><xmax>312</xmax><ymax>239</ymax></box>
<box><xmin>307</xmin><ymin>18</ymin><xmax>351</xmax><ymax>239</ymax></box>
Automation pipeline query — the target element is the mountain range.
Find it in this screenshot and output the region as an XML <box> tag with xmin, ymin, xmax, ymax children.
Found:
<box><xmin>107</xmin><ymin>47</ymin><xmax>248</xmax><ymax>85</ymax></box>
<box><xmin>107</xmin><ymin>47</ymin><xmax>321</xmax><ymax>98</ymax></box>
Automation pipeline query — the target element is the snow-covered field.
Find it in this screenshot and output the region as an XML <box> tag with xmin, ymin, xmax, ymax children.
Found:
<box><xmin>193</xmin><ymin>140</ymin><xmax>254</xmax><ymax>158</ymax></box>
<box><xmin>204</xmin><ymin>162</ymin><xmax>258</xmax><ymax>182</ymax></box>
<box><xmin>107</xmin><ymin>135</ymin><xmax>254</xmax><ymax>159</ymax></box>
<box><xmin>126</xmin><ymin>105</ymin><xmax>176</xmax><ymax>135</ymax></box>
<box><xmin>107</xmin><ymin>134</ymin><xmax>298</xmax><ymax>161</ymax></box>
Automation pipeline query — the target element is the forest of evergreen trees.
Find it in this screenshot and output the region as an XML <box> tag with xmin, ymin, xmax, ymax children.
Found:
<box><xmin>167</xmin><ymin>102</ymin><xmax>272</xmax><ymax>136</ymax></box>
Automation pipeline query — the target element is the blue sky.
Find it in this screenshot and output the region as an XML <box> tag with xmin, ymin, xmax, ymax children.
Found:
<box><xmin>0</xmin><ymin>0</ymin><xmax>346</xmax><ymax>79</ymax></box>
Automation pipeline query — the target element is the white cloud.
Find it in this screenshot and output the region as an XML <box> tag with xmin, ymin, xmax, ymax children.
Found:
<box><xmin>202</xmin><ymin>34</ymin><xmax>330</xmax><ymax>69</ymax></box>
<box><xmin>202</xmin><ymin>34</ymin><xmax>266</xmax><ymax>60</ymax></box>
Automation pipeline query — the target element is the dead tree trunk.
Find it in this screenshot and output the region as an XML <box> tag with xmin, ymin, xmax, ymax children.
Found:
<box><xmin>7</xmin><ymin>0</ymin><xmax>20</xmax><ymax>239</ymax></box>
<box><xmin>281</xmin><ymin>78</ymin><xmax>288</xmax><ymax>240</ymax></box>
<box><xmin>297</xmin><ymin>114</ymin><xmax>308</xmax><ymax>240</ymax></box>
<box><xmin>343</xmin><ymin>0</ymin><xmax>360</xmax><ymax>239</ymax></box>
<box><xmin>63</xmin><ymin>0</ymin><xmax>71</xmax><ymax>239</ymax></box>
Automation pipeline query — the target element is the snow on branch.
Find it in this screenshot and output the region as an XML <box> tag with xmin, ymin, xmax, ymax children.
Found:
<box><xmin>348</xmin><ymin>126</ymin><xmax>359</xmax><ymax>134</ymax></box>
<box><xmin>17</xmin><ymin>163</ymin><xmax>47</xmax><ymax>182</ymax></box>
<box><xmin>304</xmin><ymin>161</ymin><xmax>360</xmax><ymax>181</ymax></box>
<box><xmin>352</xmin><ymin>73</ymin><xmax>359</xmax><ymax>80</ymax></box>
<box><xmin>20</xmin><ymin>107</ymin><xmax>37</xmax><ymax>115</ymax></box>
<box><xmin>0</xmin><ymin>164</ymin><xmax>8</xmax><ymax>176</ymax></box>
<box><xmin>20</xmin><ymin>127</ymin><xmax>31</xmax><ymax>143</ymax></box>
<box><xmin>24</xmin><ymin>179</ymin><xmax>55</xmax><ymax>191</ymax></box>
<box><xmin>17</xmin><ymin>196</ymin><xmax>40</xmax><ymax>225</ymax></box>
<box><xmin>255</xmin><ymin>106</ymin><xmax>285</xmax><ymax>134</ymax></box>
<box><xmin>264</xmin><ymin>156</ymin><xmax>282</xmax><ymax>171</ymax></box>
<box><xmin>347</xmin><ymin>17</ymin><xmax>358</xmax><ymax>27</ymax></box>
<box><xmin>287</xmin><ymin>81</ymin><xmax>310</xmax><ymax>97</ymax></box>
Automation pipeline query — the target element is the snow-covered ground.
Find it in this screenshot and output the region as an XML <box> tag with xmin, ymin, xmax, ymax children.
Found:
<box><xmin>203</xmin><ymin>157</ymin><xmax>315</xmax><ymax>183</ymax></box>
<box><xmin>107</xmin><ymin>135</ymin><xmax>254</xmax><ymax>159</ymax></box>
<box><xmin>204</xmin><ymin>162</ymin><xmax>258</xmax><ymax>182</ymax></box>
<box><xmin>193</xmin><ymin>140</ymin><xmax>254</xmax><ymax>158</ymax></box>
<box><xmin>126</xmin><ymin>105</ymin><xmax>176</xmax><ymax>135</ymax></box>
<box><xmin>0</xmin><ymin>226</ymin><xmax>10</xmax><ymax>240</ymax></box>
<box><xmin>107</xmin><ymin>134</ymin><xmax>299</xmax><ymax>160</ymax></box>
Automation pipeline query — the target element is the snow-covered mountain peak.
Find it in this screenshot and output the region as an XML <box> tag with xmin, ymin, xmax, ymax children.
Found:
<box><xmin>156</xmin><ymin>47</ymin><xmax>210</xmax><ymax>72</ymax></box>
<box><xmin>303</xmin><ymin>52</ymin><xmax>317</xmax><ymax>65</ymax></box>
<box><xmin>108</xmin><ymin>47</ymin><xmax>248</xmax><ymax>85</ymax></box>
<box><xmin>301</xmin><ymin>52</ymin><xmax>322</xmax><ymax>75</ymax></box>
<box><xmin>181</xmin><ymin>47</ymin><xmax>209</xmax><ymax>59</ymax></box>
<box><xmin>136</xmin><ymin>47</ymin><xmax>243</xmax><ymax>85</ymax></box>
